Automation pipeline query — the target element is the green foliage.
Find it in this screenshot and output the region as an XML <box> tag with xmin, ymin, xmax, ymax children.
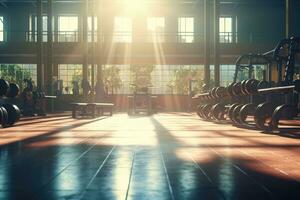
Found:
<box><xmin>130</xmin><ymin>65</ymin><xmax>154</xmax><ymax>88</ymax></box>
<box><xmin>103</xmin><ymin>65</ymin><xmax>122</xmax><ymax>94</ymax></box>
<box><xmin>0</xmin><ymin>64</ymin><xmax>33</xmax><ymax>89</ymax></box>
<box><xmin>168</xmin><ymin>68</ymin><xmax>204</xmax><ymax>95</ymax></box>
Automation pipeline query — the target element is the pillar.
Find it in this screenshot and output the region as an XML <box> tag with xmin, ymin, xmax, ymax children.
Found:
<box><xmin>82</xmin><ymin>0</ymin><xmax>89</xmax><ymax>98</ymax></box>
<box><xmin>47</xmin><ymin>0</ymin><xmax>53</xmax><ymax>95</ymax></box>
<box><xmin>91</xmin><ymin>0</ymin><xmax>95</xmax><ymax>88</ymax></box>
<box><xmin>214</xmin><ymin>0</ymin><xmax>220</xmax><ymax>86</ymax></box>
<box><xmin>96</xmin><ymin>0</ymin><xmax>102</xmax><ymax>82</ymax></box>
<box><xmin>285</xmin><ymin>0</ymin><xmax>292</xmax><ymax>38</ymax></box>
<box><xmin>37</xmin><ymin>0</ymin><xmax>44</xmax><ymax>90</ymax></box>
<box><xmin>204</xmin><ymin>0</ymin><xmax>211</xmax><ymax>86</ymax></box>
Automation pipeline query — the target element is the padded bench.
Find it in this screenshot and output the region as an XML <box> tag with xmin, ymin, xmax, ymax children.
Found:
<box><xmin>71</xmin><ymin>103</ymin><xmax>114</xmax><ymax>118</ymax></box>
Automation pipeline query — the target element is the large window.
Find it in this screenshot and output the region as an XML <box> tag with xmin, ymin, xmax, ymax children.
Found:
<box><xmin>147</xmin><ymin>17</ymin><xmax>165</xmax><ymax>42</ymax></box>
<box><xmin>29</xmin><ymin>16</ymin><xmax>48</xmax><ymax>42</ymax></box>
<box><xmin>219</xmin><ymin>17</ymin><xmax>237</xmax><ymax>43</ymax></box>
<box><xmin>0</xmin><ymin>64</ymin><xmax>37</xmax><ymax>88</ymax></box>
<box><xmin>113</xmin><ymin>17</ymin><xmax>132</xmax><ymax>43</ymax></box>
<box><xmin>88</xmin><ymin>16</ymin><xmax>98</xmax><ymax>42</ymax></box>
<box><xmin>58</xmin><ymin>16</ymin><xmax>78</xmax><ymax>42</ymax></box>
<box><xmin>178</xmin><ymin>17</ymin><xmax>194</xmax><ymax>43</ymax></box>
<box><xmin>102</xmin><ymin>65</ymin><xmax>130</xmax><ymax>94</ymax></box>
<box><xmin>0</xmin><ymin>16</ymin><xmax>3</xmax><ymax>41</ymax></box>
<box><xmin>220</xmin><ymin>65</ymin><xmax>236</xmax><ymax>86</ymax></box>
<box><xmin>58</xmin><ymin>64</ymin><xmax>82</xmax><ymax>94</ymax></box>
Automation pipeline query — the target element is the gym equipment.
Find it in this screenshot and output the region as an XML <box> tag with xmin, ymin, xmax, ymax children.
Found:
<box><xmin>6</xmin><ymin>83</ymin><xmax>20</xmax><ymax>98</ymax></box>
<box><xmin>194</xmin><ymin>36</ymin><xmax>300</xmax><ymax>132</ymax></box>
<box><xmin>71</xmin><ymin>103</ymin><xmax>114</xmax><ymax>118</ymax></box>
<box><xmin>22</xmin><ymin>78</ymin><xmax>56</xmax><ymax>116</ymax></box>
<box><xmin>0</xmin><ymin>79</ymin><xmax>9</xmax><ymax>96</ymax></box>
<box><xmin>0</xmin><ymin>104</ymin><xmax>21</xmax><ymax>127</ymax></box>
<box><xmin>128</xmin><ymin>84</ymin><xmax>156</xmax><ymax>115</ymax></box>
<box><xmin>0</xmin><ymin>79</ymin><xmax>20</xmax><ymax>98</ymax></box>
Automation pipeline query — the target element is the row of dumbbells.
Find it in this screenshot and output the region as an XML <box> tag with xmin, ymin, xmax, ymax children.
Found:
<box><xmin>0</xmin><ymin>79</ymin><xmax>22</xmax><ymax>127</ymax></box>
<box><xmin>197</xmin><ymin>101</ymin><xmax>298</xmax><ymax>131</ymax></box>
<box><xmin>194</xmin><ymin>79</ymin><xmax>272</xmax><ymax>102</ymax></box>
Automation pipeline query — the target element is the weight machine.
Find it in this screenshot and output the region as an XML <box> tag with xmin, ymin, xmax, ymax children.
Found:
<box><xmin>127</xmin><ymin>84</ymin><xmax>157</xmax><ymax>115</ymax></box>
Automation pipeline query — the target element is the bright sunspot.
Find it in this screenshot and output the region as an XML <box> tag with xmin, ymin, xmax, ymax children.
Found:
<box><xmin>123</xmin><ymin>0</ymin><xmax>149</xmax><ymax>14</ymax></box>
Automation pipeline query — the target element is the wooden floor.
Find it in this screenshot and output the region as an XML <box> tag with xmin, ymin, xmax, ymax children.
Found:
<box><xmin>1</xmin><ymin>112</ymin><xmax>300</xmax><ymax>200</ymax></box>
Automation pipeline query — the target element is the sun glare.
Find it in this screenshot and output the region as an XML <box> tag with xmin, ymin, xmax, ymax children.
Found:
<box><xmin>123</xmin><ymin>0</ymin><xmax>149</xmax><ymax>15</ymax></box>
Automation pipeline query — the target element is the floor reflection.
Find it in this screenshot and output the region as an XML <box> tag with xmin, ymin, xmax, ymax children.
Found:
<box><xmin>0</xmin><ymin>113</ymin><xmax>300</xmax><ymax>199</ymax></box>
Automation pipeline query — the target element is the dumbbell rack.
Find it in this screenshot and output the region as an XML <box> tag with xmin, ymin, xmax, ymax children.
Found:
<box><xmin>194</xmin><ymin>79</ymin><xmax>300</xmax><ymax>131</ymax></box>
<box><xmin>0</xmin><ymin>79</ymin><xmax>21</xmax><ymax>127</ymax></box>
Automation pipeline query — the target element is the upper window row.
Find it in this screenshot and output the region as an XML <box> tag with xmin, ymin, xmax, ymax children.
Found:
<box><xmin>0</xmin><ymin>16</ymin><xmax>236</xmax><ymax>43</ymax></box>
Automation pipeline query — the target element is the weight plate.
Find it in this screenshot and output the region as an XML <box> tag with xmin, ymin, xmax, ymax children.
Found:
<box><xmin>6</xmin><ymin>83</ymin><xmax>20</xmax><ymax>98</ymax></box>
<box><xmin>211</xmin><ymin>103</ymin><xmax>226</xmax><ymax>121</ymax></box>
<box><xmin>0</xmin><ymin>107</ymin><xmax>8</xmax><ymax>127</ymax></box>
<box><xmin>2</xmin><ymin>104</ymin><xmax>21</xmax><ymax>126</ymax></box>
<box><xmin>241</xmin><ymin>80</ymin><xmax>248</xmax><ymax>95</ymax></box>
<box><xmin>271</xmin><ymin>104</ymin><xmax>297</xmax><ymax>130</ymax></box>
<box><xmin>254</xmin><ymin>102</ymin><xmax>276</xmax><ymax>130</ymax></box>
<box><xmin>232</xmin><ymin>82</ymin><xmax>242</xmax><ymax>96</ymax></box>
<box><xmin>228</xmin><ymin>103</ymin><xmax>240</xmax><ymax>121</ymax></box>
<box><xmin>0</xmin><ymin>79</ymin><xmax>9</xmax><ymax>96</ymax></box>
<box><xmin>215</xmin><ymin>87</ymin><xmax>227</xmax><ymax>98</ymax></box>
<box><xmin>239</xmin><ymin>103</ymin><xmax>257</xmax><ymax>124</ymax></box>
<box><xmin>202</xmin><ymin>104</ymin><xmax>213</xmax><ymax>120</ymax></box>
<box><xmin>245</xmin><ymin>79</ymin><xmax>259</xmax><ymax>94</ymax></box>
<box><xmin>232</xmin><ymin>105</ymin><xmax>244</xmax><ymax>124</ymax></box>
<box><xmin>227</xmin><ymin>82</ymin><xmax>236</xmax><ymax>97</ymax></box>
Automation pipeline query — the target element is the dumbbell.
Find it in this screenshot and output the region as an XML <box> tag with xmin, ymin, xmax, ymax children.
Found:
<box><xmin>227</xmin><ymin>103</ymin><xmax>240</xmax><ymax>121</ymax></box>
<box><xmin>244</xmin><ymin>79</ymin><xmax>271</xmax><ymax>95</ymax></box>
<box><xmin>211</xmin><ymin>103</ymin><xmax>227</xmax><ymax>121</ymax></box>
<box><xmin>232</xmin><ymin>82</ymin><xmax>244</xmax><ymax>96</ymax></box>
<box><xmin>226</xmin><ymin>82</ymin><xmax>236</xmax><ymax>97</ymax></box>
<box><xmin>238</xmin><ymin>103</ymin><xmax>257</xmax><ymax>125</ymax></box>
<box><xmin>0</xmin><ymin>79</ymin><xmax>20</xmax><ymax>98</ymax></box>
<box><xmin>0</xmin><ymin>104</ymin><xmax>21</xmax><ymax>127</ymax></box>
<box><xmin>215</xmin><ymin>87</ymin><xmax>228</xmax><ymax>98</ymax></box>
<box><xmin>231</xmin><ymin>104</ymin><xmax>245</xmax><ymax>124</ymax></box>
<box><xmin>201</xmin><ymin>104</ymin><xmax>214</xmax><ymax>120</ymax></box>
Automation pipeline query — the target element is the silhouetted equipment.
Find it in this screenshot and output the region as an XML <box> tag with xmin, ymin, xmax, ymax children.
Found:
<box><xmin>194</xmin><ymin>37</ymin><xmax>300</xmax><ymax>131</ymax></box>
<box><xmin>71</xmin><ymin>103</ymin><xmax>114</xmax><ymax>118</ymax></box>
<box><xmin>127</xmin><ymin>84</ymin><xmax>157</xmax><ymax>115</ymax></box>
<box><xmin>95</xmin><ymin>81</ymin><xmax>107</xmax><ymax>102</ymax></box>
<box><xmin>72</xmin><ymin>81</ymin><xmax>80</xmax><ymax>96</ymax></box>
<box><xmin>22</xmin><ymin>78</ymin><xmax>56</xmax><ymax>116</ymax></box>
<box><xmin>0</xmin><ymin>79</ymin><xmax>20</xmax><ymax>98</ymax></box>
<box><xmin>0</xmin><ymin>79</ymin><xmax>21</xmax><ymax>127</ymax></box>
<box><xmin>0</xmin><ymin>79</ymin><xmax>9</xmax><ymax>96</ymax></box>
<box><xmin>7</xmin><ymin>83</ymin><xmax>20</xmax><ymax>98</ymax></box>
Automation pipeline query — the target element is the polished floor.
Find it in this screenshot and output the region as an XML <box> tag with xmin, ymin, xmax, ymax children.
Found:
<box><xmin>1</xmin><ymin>113</ymin><xmax>300</xmax><ymax>200</ymax></box>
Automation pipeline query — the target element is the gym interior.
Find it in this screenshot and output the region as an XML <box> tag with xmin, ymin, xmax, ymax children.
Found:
<box><xmin>0</xmin><ymin>0</ymin><xmax>300</xmax><ymax>199</ymax></box>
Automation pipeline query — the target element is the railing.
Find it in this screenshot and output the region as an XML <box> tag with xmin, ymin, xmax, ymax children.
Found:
<box><xmin>0</xmin><ymin>31</ymin><xmax>282</xmax><ymax>44</ymax></box>
<box><xmin>219</xmin><ymin>32</ymin><xmax>238</xmax><ymax>43</ymax></box>
<box><xmin>26</xmin><ymin>31</ymin><xmax>98</xmax><ymax>42</ymax></box>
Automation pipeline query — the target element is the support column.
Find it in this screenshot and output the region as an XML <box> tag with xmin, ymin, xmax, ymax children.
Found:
<box><xmin>37</xmin><ymin>0</ymin><xmax>44</xmax><ymax>90</ymax></box>
<box><xmin>214</xmin><ymin>0</ymin><xmax>220</xmax><ymax>86</ymax></box>
<box><xmin>91</xmin><ymin>0</ymin><xmax>95</xmax><ymax>89</ymax></box>
<box><xmin>204</xmin><ymin>0</ymin><xmax>211</xmax><ymax>86</ymax></box>
<box><xmin>82</xmin><ymin>0</ymin><xmax>89</xmax><ymax>98</ymax></box>
<box><xmin>47</xmin><ymin>0</ymin><xmax>53</xmax><ymax>95</ymax></box>
<box><xmin>97</xmin><ymin>0</ymin><xmax>102</xmax><ymax>82</ymax></box>
<box><xmin>285</xmin><ymin>0</ymin><xmax>292</xmax><ymax>38</ymax></box>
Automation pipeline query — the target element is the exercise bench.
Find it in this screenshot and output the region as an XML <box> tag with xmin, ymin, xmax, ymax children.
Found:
<box><xmin>71</xmin><ymin>103</ymin><xmax>114</xmax><ymax>118</ymax></box>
